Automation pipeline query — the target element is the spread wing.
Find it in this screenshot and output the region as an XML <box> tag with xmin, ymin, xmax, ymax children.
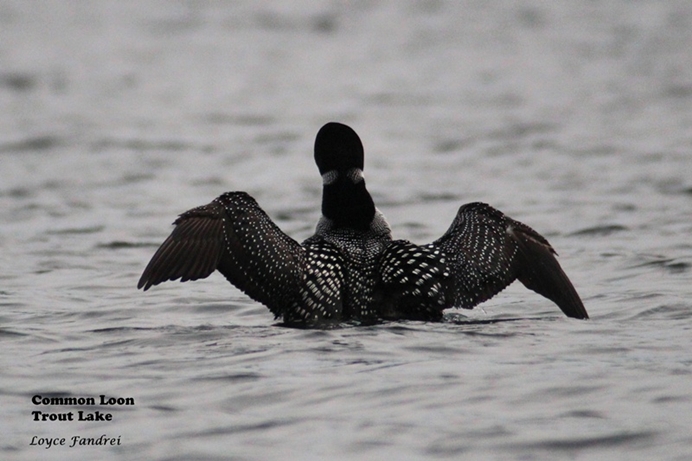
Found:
<box><xmin>138</xmin><ymin>192</ymin><xmax>306</xmax><ymax>317</ymax></box>
<box><xmin>430</xmin><ymin>202</ymin><xmax>588</xmax><ymax>319</ymax></box>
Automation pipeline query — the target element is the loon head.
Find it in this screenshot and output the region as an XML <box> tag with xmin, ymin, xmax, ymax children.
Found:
<box><xmin>314</xmin><ymin>122</ymin><xmax>376</xmax><ymax>231</ymax></box>
<box><xmin>314</xmin><ymin>122</ymin><xmax>365</xmax><ymax>174</ymax></box>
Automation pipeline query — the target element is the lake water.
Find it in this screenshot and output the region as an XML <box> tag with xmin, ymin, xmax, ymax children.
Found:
<box><xmin>2</xmin><ymin>1</ymin><xmax>692</xmax><ymax>460</ymax></box>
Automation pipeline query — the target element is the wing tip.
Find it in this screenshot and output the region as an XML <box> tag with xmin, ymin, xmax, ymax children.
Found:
<box><xmin>512</xmin><ymin>223</ymin><xmax>590</xmax><ymax>320</ymax></box>
<box><xmin>137</xmin><ymin>271</ymin><xmax>159</xmax><ymax>291</ymax></box>
<box><xmin>561</xmin><ymin>299</ymin><xmax>589</xmax><ymax>320</ymax></box>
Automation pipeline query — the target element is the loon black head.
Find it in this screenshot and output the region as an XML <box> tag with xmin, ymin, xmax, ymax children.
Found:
<box><xmin>314</xmin><ymin>122</ymin><xmax>365</xmax><ymax>174</ymax></box>
<box><xmin>314</xmin><ymin>122</ymin><xmax>376</xmax><ymax>231</ymax></box>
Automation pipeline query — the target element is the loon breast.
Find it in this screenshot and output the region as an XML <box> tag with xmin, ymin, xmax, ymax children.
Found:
<box><xmin>138</xmin><ymin>122</ymin><xmax>588</xmax><ymax>326</ymax></box>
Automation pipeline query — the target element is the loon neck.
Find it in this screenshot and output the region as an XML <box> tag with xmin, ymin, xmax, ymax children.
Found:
<box><xmin>321</xmin><ymin>174</ymin><xmax>376</xmax><ymax>231</ymax></box>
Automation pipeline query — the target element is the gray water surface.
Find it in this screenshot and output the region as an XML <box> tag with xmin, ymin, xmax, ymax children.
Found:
<box><xmin>2</xmin><ymin>1</ymin><xmax>692</xmax><ymax>460</ymax></box>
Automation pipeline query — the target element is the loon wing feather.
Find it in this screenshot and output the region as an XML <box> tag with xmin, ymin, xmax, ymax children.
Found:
<box><xmin>138</xmin><ymin>192</ymin><xmax>306</xmax><ymax>317</ymax></box>
<box><xmin>138</xmin><ymin>208</ymin><xmax>225</xmax><ymax>289</ymax></box>
<box><xmin>510</xmin><ymin>222</ymin><xmax>588</xmax><ymax>319</ymax></box>
<box><xmin>431</xmin><ymin>202</ymin><xmax>588</xmax><ymax>319</ymax></box>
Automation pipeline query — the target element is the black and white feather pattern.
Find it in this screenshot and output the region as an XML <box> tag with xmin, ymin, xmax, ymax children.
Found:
<box><xmin>303</xmin><ymin>225</ymin><xmax>391</xmax><ymax>323</ymax></box>
<box><xmin>284</xmin><ymin>240</ymin><xmax>345</xmax><ymax>325</ymax></box>
<box><xmin>375</xmin><ymin>240</ymin><xmax>451</xmax><ymax>321</ymax></box>
<box><xmin>138</xmin><ymin>192</ymin><xmax>306</xmax><ymax>319</ymax></box>
<box><xmin>139</xmin><ymin>122</ymin><xmax>588</xmax><ymax>325</ymax></box>
<box><xmin>430</xmin><ymin>202</ymin><xmax>588</xmax><ymax>319</ymax></box>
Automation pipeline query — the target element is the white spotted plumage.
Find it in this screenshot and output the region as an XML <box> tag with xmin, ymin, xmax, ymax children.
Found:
<box><xmin>138</xmin><ymin>122</ymin><xmax>588</xmax><ymax>325</ymax></box>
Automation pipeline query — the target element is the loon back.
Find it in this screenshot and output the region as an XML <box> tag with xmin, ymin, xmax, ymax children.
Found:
<box><xmin>138</xmin><ymin>122</ymin><xmax>588</xmax><ymax>326</ymax></box>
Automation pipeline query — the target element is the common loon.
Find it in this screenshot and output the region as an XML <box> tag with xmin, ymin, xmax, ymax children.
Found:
<box><xmin>138</xmin><ymin>122</ymin><xmax>588</xmax><ymax>326</ymax></box>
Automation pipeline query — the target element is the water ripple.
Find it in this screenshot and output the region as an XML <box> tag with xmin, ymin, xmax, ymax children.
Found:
<box><xmin>512</xmin><ymin>430</ymin><xmax>658</xmax><ymax>451</ymax></box>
